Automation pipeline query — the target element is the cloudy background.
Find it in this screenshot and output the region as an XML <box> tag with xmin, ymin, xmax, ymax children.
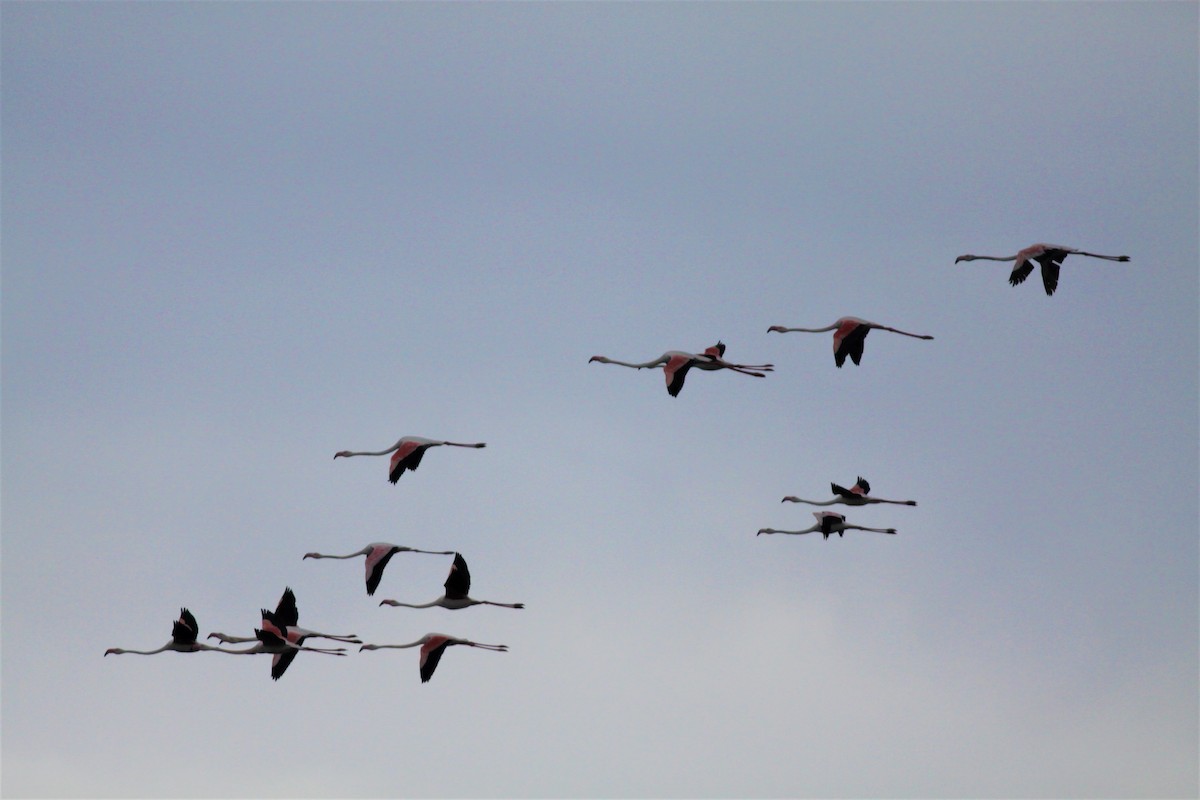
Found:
<box><xmin>3</xmin><ymin>3</ymin><xmax>1196</xmax><ymax>798</ymax></box>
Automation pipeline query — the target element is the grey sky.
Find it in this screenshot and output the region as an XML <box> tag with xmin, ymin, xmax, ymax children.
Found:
<box><xmin>2</xmin><ymin>2</ymin><xmax>1197</xmax><ymax>798</ymax></box>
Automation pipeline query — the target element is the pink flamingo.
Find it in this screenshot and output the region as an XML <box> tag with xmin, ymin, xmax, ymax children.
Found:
<box><xmin>105</xmin><ymin>608</ymin><xmax>255</xmax><ymax>657</ymax></box>
<box><xmin>207</xmin><ymin>595</ymin><xmax>350</xmax><ymax>681</ymax></box>
<box><xmin>955</xmin><ymin>243</ymin><xmax>1129</xmax><ymax>295</ymax></box>
<box><xmin>782</xmin><ymin>476</ymin><xmax>916</xmax><ymax>507</ymax></box>
<box><xmin>360</xmin><ymin>633</ymin><xmax>508</xmax><ymax>683</ymax></box>
<box><xmin>379</xmin><ymin>552</ymin><xmax>524</xmax><ymax>610</ymax></box>
<box><xmin>334</xmin><ymin>436</ymin><xmax>486</xmax><ymax>483</ymax></box>
<box><xmin>589</xmin><ymin>341</ymin><xmax>773</xmax><ymax>396</ymax></box>
<box><xmin>303</xmin><ymin>542</ymin><xmax>455</xmax><ymax>596</ymax></box>
<box><xmin>758</xmin><ymin>511</ymin><xmax>897</xmax><ymax>539</ymax></box>
<box><xmin>768</xmin><ymin>317</ymin><xmax>933</xmax><ymax>367</ymax></box>
<box><xmin>230</xmin><ymin>628</ymin><xmax>349</xmax><ymax>681</ymax></box>
<box><xmin>207</xmin><ymin>587</ymin><xmax>361</xmax><ymax>647</ymax></box>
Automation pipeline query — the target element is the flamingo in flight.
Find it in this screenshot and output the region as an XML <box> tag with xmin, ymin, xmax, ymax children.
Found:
<box><xmin>105</xmin><ymin>608</ymin><xmax>255</xmax><ymax>657</ymax></box>
<box><xmin>955</xmin><ymin>243</ymin><xmax>1130</xmax><ymax>296</ymax></box>
<box><xmin>360</xmin><ymin>633</ymin><xmax>508</xmax><ymax>683</ymax></box>
<box><xmin>334</xmin><ymin>436</ymin><xmax>486</xmax><ymax>483</ymax></box>
<box><xmin>589</xmin><ymin>341</ymin><xmax>773</xmax><ymax>396</ymax></box>
<box><xmin>207</xmin><ymin>587</ymin><xmax>361</xmax><ymax>647</ymax></box>
<box><xmin>768</xmin><ymin>317</ymin><xmax>933</xmax><ymax>367</ymax></box>
<box><xmin>379</xmin><ymin>552</ymin><xmax>524</xmax><ymax>611</ymax></box>
<box><xmin>207</xmin><ymin>594</ymin><xmax>350</xmax><ymax>681</ymax></box>
<box><xmin>758</xmin><ymin>511</ymin><xmax>897</xmax><ymax>539</ymax></box>
<box><xmin>303</xmin><ymin>542</ymin><xmax>455</xmax><ymax>596</ymax></box>
<box><xmin>783</xmin><ymin>476</ymin><xmax>916</xmax><ymax>507</ymax></box>
<box><xmin>229</xmin><ymin>628</ymin><xmax>349</xmax><ymax>681</ymax></box>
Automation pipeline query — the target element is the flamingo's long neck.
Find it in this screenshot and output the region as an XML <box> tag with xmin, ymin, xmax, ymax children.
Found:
<box><xmin>338</xmin><ymin>448</ymin><xmax>399</xmax><ymax>457</ymax></box>
<box><xmin>779</xmin><ymin>324</ymin><xmax>838</xmax><ymax>334</ymax></box>
<box><xmin>961</xmin><ymin>253</ymin><xmax>1019</xmax><ymax>262</ymax></box>
<box><xmin>783</xmin><ymin>497</ymin><xmax>837</xmax><ymax>506</ymax></box>
<box><xmin>595</xmin><ymin>356</ymin><xmax>666</xmax><ymax>369</ymax></box>
<box><xmin>369</xmin><ymin>641</ymin><xmax>425</xmax><ymax>650</ymax></box>
<box><xmin>760</xmin><ymin>526</ymin><xmax>818</xmax><ymax>535</ymax></box>
<box><xmin>306</xmin><ymin>550</ymin><xmax>369</xmax><ymax>560</ymax></box>
<box><xmin>108</xmin><ymin>645</ymin><xmax>171</xmax><ymax>655</ymax></box>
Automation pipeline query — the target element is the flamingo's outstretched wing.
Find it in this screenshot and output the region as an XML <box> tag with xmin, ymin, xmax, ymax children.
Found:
<box><xmin>444</xmin><ymin>553</ymin><xmax>471</xmax><ymax>600</ymax></box>
<box><xmin>419</xmin><ymin>637</ymin><xmax>452</xmax><ymax>683</ymax></box>
<box><xmin>1035</xmin><ymin>251</ymin><xmax>1065</xmax><ymax>295</ymax></box>
<box><xmin>664</xmin><ymin>355</ymin><xmax>693</xmax><ymax>397</ymax></box>
<box><xmin>1009</xmin><ymin>256</ymin><xmax>1035</xmax><ymax>287</ymax></box>
<box><xmin>173</xmin><ymin>609</ymin><xmax>200</xmax><ymax>646</ymax></box>
<box><xmin>273</xmin><ymin>587</ymin><xmax>299</xmax><ymax>628</ymax></box>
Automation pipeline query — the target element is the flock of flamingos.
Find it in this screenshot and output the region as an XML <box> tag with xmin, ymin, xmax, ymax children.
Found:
<box><xmin>105</xmin><ymin>243</ymin><xmax>1130</xmax><ymax>682</ymax></box>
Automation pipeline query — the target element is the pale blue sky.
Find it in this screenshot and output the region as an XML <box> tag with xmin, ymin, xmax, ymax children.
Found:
<box><xmin>3</xmin><ymin>2</ymin><xmax>1197</xmax><ymax>798</ymax></box>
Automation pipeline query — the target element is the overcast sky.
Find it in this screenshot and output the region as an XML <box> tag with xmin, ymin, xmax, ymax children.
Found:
<box><xmin>2</xmin><ymin>2</ymin><xmax>1197</xmax><ymax>798</ymax></box>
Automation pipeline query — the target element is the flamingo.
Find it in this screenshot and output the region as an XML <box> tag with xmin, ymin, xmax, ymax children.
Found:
<box><xmin>768</xmin><ymin>317</ymin><xmax>933</xmax><ymax>367</ymax></box>
<box><xmin>105</xmin><ymin>608</ymin><xmax>256</xmax><ymax>656</ymax></box>
<box><xmin>303</xmin><ymin>542</ymin><xmax>455</xmax><ymax>596</ymax></box>
<box><xmin>207</xmin><ymin>587</ymin><xmax>361</xmax><ymax>647</ymax></box>
<box><xmin>589</xmin><ymin>341</ymin><xmax>773</xmax><ymax>396</ymax></box>
<box><xmin>955</xmin><ymin>243</ymin><xmax>1130</xmax><ymax>296</ymax></box>
<box><xmin>757</xmin><ymin>511</ymin><xmax>897</xmax><ymax>539</ymax></box>
<box><xmin>782</xmin><ymin>476</ymin><xmax>916</xmax><ymax>507</ymax></box>
<box><xmin>360</xmin><ymin>633</ymin><xmax>508</xmax><ymax>683</ymax></box>
<box><xmin>334</xmin><ymin>436</ymin><xmax>486</xmax><ymax>483</ymax></box>
<box><xmin>379</xmin><ymin>552</ymin><xmax>524</xmax><ymax>610</ymax></box>
<box><xmin>230</xmin><ymin>628</ymin><xmax>349</xmax><ymax>681</ymax></box>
